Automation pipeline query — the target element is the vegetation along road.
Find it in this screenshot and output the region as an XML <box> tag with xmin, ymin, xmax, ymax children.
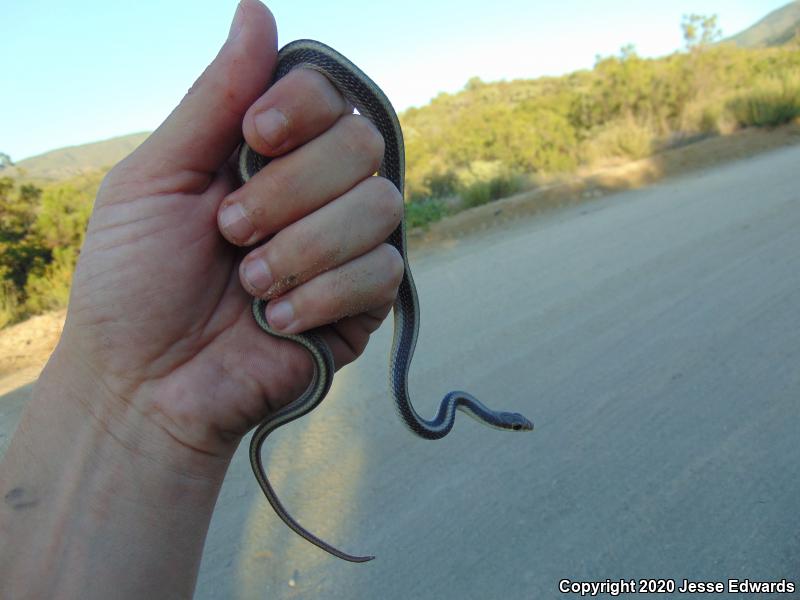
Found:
<box><xmin>1</xmin><ymin>144</ymin><xmax>797</xmax><ymax>599</ymax></box>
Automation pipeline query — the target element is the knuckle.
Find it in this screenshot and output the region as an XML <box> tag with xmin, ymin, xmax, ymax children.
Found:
<box><xmin>295</xmin><ymin>285</ymin><xmax>324</xmax><ymax>319</ymax></box>
<box><xmin>291</xmin><ymin>227</ymin><xmax>326</xmax><ymax>266</ymax></box>
<box><xmin>288</xmin><ymin>67</ymin><xmax>320</xmax><ymax>90</ymax></box>
<box><xmin>367</xmin><ymin>177</ymin><xmax>404</xmax><ymax>226</ymax></box>
<box><xmin>300</xmin><ymin>69</ymin><xmax>348</xmax><ymax>119</ymax></box>
<box><xmin>341</xmin><ymin>114</ymin><xmax>385</xmax><ymax>169</ymax></box>
<box><xmin>261</xmin><ymin>236</ymin><xmax>304</xmax><ymax>293</ymax></box>
<box><xmin>378</xmin><ymin>243</ymin><xmax>405</xmax><ymax>298</ymax></box>
<box><xmin>260</xmin><ymin>165</ymin><xmax>300</xmax><ymax>212</ymax></box>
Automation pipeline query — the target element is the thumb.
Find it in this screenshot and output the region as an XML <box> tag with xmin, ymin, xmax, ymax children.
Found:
<box><xmin>129</xmin><ymin>0</ymin><xmax>277</xmax><ymax>187</ymax></box>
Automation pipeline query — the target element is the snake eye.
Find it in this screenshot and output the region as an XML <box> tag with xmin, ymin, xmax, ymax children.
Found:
<box><xmin>512</xmin><ymin>423</ymin><xmax>522</xmax><ymax>431</ymax></box>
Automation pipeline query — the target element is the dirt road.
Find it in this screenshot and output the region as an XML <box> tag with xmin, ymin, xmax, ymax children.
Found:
<box><xmin>197</xmin><ymin>144</ymin><xmax>798</xmax><ymax>598</ymax></box>
<box><xmin>2</xmin><ymin>143</ymin><xmax>798</xmax><ymax>599</ymax></box>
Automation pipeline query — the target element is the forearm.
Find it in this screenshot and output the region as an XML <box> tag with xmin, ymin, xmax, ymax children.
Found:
<box><xmin>0</xmin><ymin>344</ymin><xmax>230</xmax><ymax>600</ymax></box>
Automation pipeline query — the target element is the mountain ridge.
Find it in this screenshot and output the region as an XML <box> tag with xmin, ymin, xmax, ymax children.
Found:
<box><xmin>725</xmin><ymin>1</ymin><xmax>800</xmax><ymax>48</ymax></box>
<box><xmin>1</xmin><ymin>132</ymin><xmax>150</xmax><ymax>183</ymax></box>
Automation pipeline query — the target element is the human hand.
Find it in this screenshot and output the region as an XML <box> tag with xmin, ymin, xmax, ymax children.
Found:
<box><xmin>1</xmin><ymin>3</ymin><xmax>406</xmax><ymax>594</ymax></box>
<box><xmin>56</xmin><ymin>0</ymin><xmax>403</xmax><ymax>460</ymax></box>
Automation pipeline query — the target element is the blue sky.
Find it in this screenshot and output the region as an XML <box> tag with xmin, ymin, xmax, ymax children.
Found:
<box><xmin>3</xmin><ymin>0</ymin><xmax>790</xmax><ymax>161</ymax></box>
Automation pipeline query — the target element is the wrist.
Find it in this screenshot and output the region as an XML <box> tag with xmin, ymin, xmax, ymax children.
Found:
<box><xmin>0</xmin><ymin>342</ymin><xmax>230</xmax><ymax>599</ymax></box>
<box><xmin>35</xmin><ymin>339</ymin><xmax>232</xmax><ymax>482</ymax></box>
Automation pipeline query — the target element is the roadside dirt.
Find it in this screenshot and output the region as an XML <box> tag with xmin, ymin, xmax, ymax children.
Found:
<box><xmin>0</xmin><ymin>310</ymin><xmax>65</xmax><ymax>396</ymax></box>
<box><xmin>2</xmin><ymin>123</ymin><xmax>799</xmax><ymax>399</ymax></box>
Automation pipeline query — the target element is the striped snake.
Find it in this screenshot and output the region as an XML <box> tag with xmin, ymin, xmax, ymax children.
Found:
<box><xmin>239</xmin><ymin>39</ymin><xmax>534</xmax><ymax>563</ymax></box>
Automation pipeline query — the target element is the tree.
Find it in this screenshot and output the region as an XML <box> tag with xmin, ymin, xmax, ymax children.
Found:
<box><xmin>682</xmin><ymin>14</ymin><xmax>722</xmax><ymax>51</ymax></box>
<box><xmin>0</xmin><ymin>178</ymin><xmax>48</xmax><ymax>322</ymax></box>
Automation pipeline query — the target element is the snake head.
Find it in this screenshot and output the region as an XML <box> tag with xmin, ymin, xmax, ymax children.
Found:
<box><xmin>501</xmin><ymin>412</ymin><xmax>534</xmax><ymax>432</ymax></box>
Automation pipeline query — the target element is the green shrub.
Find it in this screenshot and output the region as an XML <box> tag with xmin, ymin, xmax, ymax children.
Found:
<box><xmin>36</xmin><ymin>185</ymin><xmax>92</xmax><ymax>249</ymax></box>
<box><xmin>460</xmin><ymin>181</ymin><xmax>492</xmax><ymax>208</ymax></box>
<box><xmin>423</xmin><ymin>170</ymin><xmax>459</xmax><ymax>199</ymax></box>
<box><xmin>699</xmin><ymin>104</ymin><xmax>723</xmax><ymax>134</ymax></box>
<box><xmin>0</xmin><ymin>177</ymin><xmax>93</xmax><ymax>328</ymax></box>
<box><xmin>0</xmin><ymin>281</ymin><xmax>21</xmax><ymax>329</ymax></box>
<box><xmin>580</xmin><ymin>116</ymin><xmax>657</xmax><ymax>164</ymax></box>
<box><xmin>729</xmin><ymin>75</ymin><xmax>800</xmax><ymax>127</ymax></box>
<box><xmin>488</xmin><ymin>172</ymin><xmax>527</xmax><ymax>200</ymax></box>
<box><xmin>679</xmin><ymin>96</ymin><xmax>731</xmax><ymax>135</ymax></box>
<box><xmin>404</xmin><ymin>198</ymin><xmax>449</xmax><ymax>229</ymax></box>
<box><xmin>24</xmin><ymin>247</ymin><xmax>78</xmax><ymax>314</ymax></box>
<box><xmin>460</xmin><ymin>172</ymin><xmax>527</xmax><ymax>208</ymax></box>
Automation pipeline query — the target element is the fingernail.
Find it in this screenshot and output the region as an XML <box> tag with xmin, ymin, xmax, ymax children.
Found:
<box><xmin>255</xmin><ymin>108</ymin><xmax>289</xmax><ymax>150</ymax></box>
<box><xmin>228</xmin><ymin>1</ymin><xmax>245</xmax><ymax>41</ymax></box>
<box><xmin>242</xmin><ymin>258</ymin><xmax>273</xmax><ymax>294</ymax></box>
<box><xmin>267</xmin><ymin>300</ymin><xmax>295</xmax><ymax>331</ymax></box>
<box><xmin>219</xmin><ymin>202</ymin><xmax>255</xmax><ymax>244</ymax></box>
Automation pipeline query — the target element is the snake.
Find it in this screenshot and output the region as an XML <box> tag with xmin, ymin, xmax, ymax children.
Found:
<box><xmin>239</xmin><ymin>39</ymin><xmax>534</xmax><ymax>563</ymax></box>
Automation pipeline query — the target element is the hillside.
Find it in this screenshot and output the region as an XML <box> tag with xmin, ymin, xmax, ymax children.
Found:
<box><xmin>726</xmin><ymin>1</ymin><xmax>800</xmax><ymax>48</ymax></box>
<box><xmin>1</xmin><ymin>132</ymin><xmax>150</xmax><ymax>183</ymax></box>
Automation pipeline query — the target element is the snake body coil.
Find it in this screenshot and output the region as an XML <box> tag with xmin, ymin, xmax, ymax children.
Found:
<box><xmin>241</xmin><ymin>40</ymin><xmax>533</xmax><ymax>563</ymax></box>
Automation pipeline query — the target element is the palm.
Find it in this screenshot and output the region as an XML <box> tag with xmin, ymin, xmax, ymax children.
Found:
<box><xmin>64</xmin><ymin>167</ymin><xmax>357</xmax><ymax>455</ymax></box>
